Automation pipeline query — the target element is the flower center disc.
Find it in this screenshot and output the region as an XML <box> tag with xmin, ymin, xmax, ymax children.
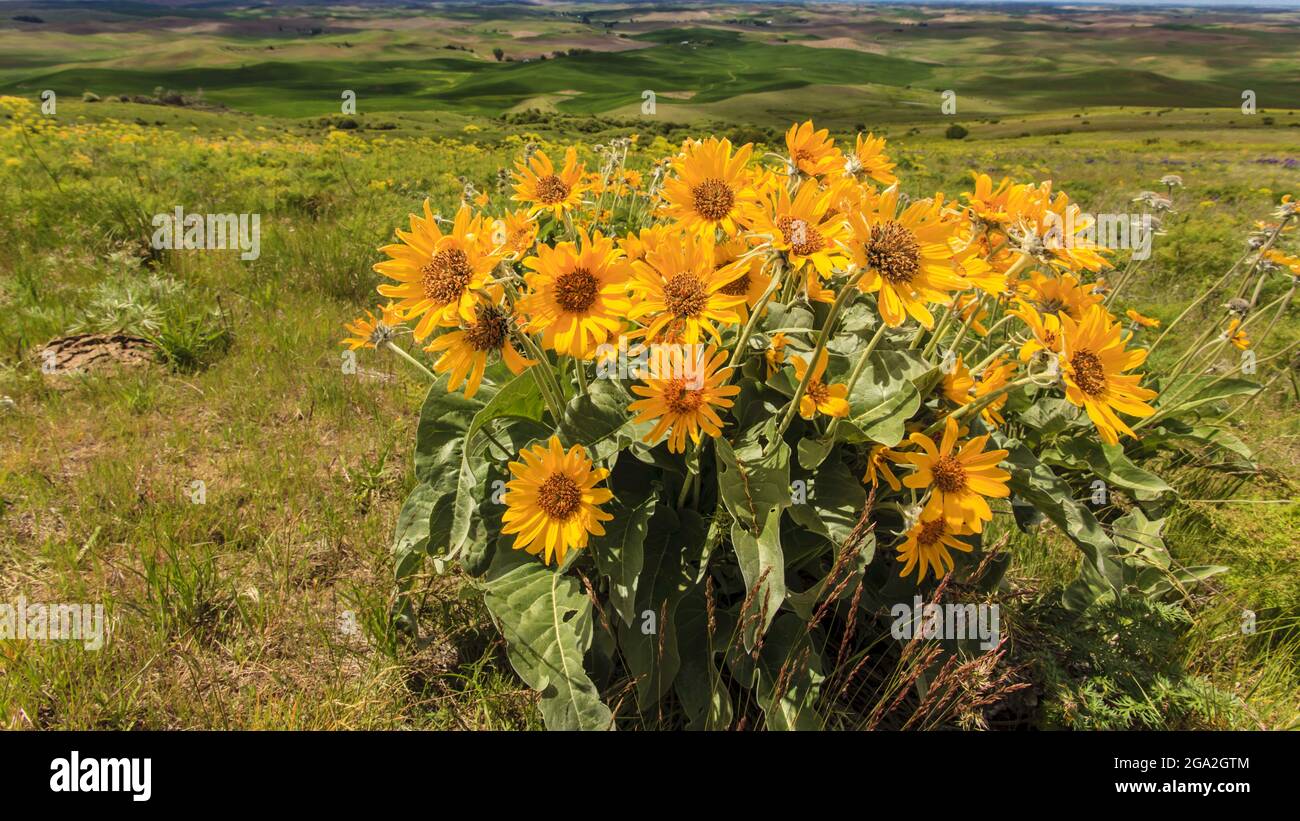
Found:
<box><xmin>777</xmin><ymin>216</ymin><xmax>825</xmax><ymax>257</ymax></box>
<box><xmin>664</xmin><ymin>273</ymin><xmax>708</xmax><ymax>318</ymax></box>
<box><xmin>692</xmin><ymin>178</ymin><xmax>735</xmax><ymax>222</ymax></box>
<box><xmin>931</xmin><ymin>455</ymin><xmax>968</xmax><ymax>493</ymax></box>
<box><xmin>806</xmin><ymin>380</ymin><xmax>830</xmax><ymax>406</ymax></box>
<box><xmin>536</xmin><ymin>175</ymin><xmax>570</xmax><ymax>204</ymax></box>
<box><xmin>1070</xmin><ymin>349</ymin><xmax>1108</xmax><ymax>396</ymax></box>
<box><xmin>1037</xmin><ymin>297</ymin><xmax>1067</xmax><ymax>316</ymax></box>
<box><xmin>719</xmin><ymin>270</ymin><xmax>751</xmax><ymax>297</ymax></box>
<box><xmin>554</xmin><ymin>268</ymin><xmax>600</xmax><ymax>313</ymax></box>
<box><xmin>465</xmin><ymin>306</ymin><xmax>508</xmax><ymax>351</ymax></box>
<box><xmin>663</xmin><ymin>380</ymin><xmax>705</xmax><ymax>414</ymax></box>
<box><xmin>917</xmin><ymin>518</ymin><xmax>946</xmax><ymax>547</ymax></box>
<box><xmin>537</xmin><ymin>473</ymin><xmax>581</xmax><ymax>520</ymax></box>
<box><xmin>866</xmin><ymin>221</ymin><xmax>921</xmax><ymax>285</ymax></box>
<box><xmin>421</xmin><ymin>248</ymin><xmax>473</xmax><ymax>304</ymax></box>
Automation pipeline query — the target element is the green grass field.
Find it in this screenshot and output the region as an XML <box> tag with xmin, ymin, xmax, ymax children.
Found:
<box><xmin>1</xmin><ymin>1</ymin><xmax>1298</xmax><ymax>730</ymax></box>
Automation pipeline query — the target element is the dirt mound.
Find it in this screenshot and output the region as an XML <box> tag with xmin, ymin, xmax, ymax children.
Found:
<box><xmin>37</xmin><ymin>333</ymin><xmax>156</xmax><ymax>378</ymax></box>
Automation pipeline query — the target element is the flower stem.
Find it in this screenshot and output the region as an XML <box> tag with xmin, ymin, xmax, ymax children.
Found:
<box><xmin>768</xmin><ymin>282</ymin><xmax>856</xmax><ymax>454</ymax></box>
<box><xmin>825</xmin><ymin>321</ymin><xmax>889</xmax><ymax>441</ymax></box>
<box><xmin>383</xmin><ymin>341</ymin><xmax>436</xmax><ymax>382</ymax></box>
<box><xmin>728</xmin><ymin>255</ymin><xmax>784</xmax><ymax>368</ymax></box>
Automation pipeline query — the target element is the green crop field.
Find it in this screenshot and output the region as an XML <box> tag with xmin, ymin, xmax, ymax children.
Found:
<box><xmin>1</xmin><ymin>1</ymin><xmax>1298</xmax><ymax>732</ymax></box>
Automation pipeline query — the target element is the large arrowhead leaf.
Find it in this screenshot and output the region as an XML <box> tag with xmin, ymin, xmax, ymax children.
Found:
<box><xmin>589</xmin><ymin>484</ymin><xmax>657</xmax><ymax>627</ymax></box>
<box><xmin>449</xmin><ymin>374</ymin><xmax>548</xmax><ymax>560</ymax></box>
<box><xmin>559</xmin><ymin>378</ymin><xmax>633</xmax><ymax>459</ymax></box>
<box><xmin>727</xmin><ymin>612</ymin><xmax>825</xmax><ymax>730</ymax></box>
<box><xmin>838</xmin><ymin>349</ymin><xmax>928</xmax><ymax>446</ymax></box>
<box><xmin>1056</xmin><ymin>439</ymin><xmax>1176</xmax><ymax>497</ymax></box>
<box><xmin>480</xmin><ymin>552</ymin><xmax>612</xmax><ymax>731</ymax></box>
<box><xmin>1159</xmin><ymin>376</ymin><xmax>1259</xmax><ymax>417</ymax></box>
<box><xmin>616</xmin><ymin>506</ymin><xmax>707</xmax><ymax>712</ymax></box>
<box><xmin>788</xmin><ymin>452</ymin><xmax>867</xmax><ymax>548</ymax></box>
<box><xmin>674</xmin><ymin>584</ymin><xmax>735</xmax><ymax>730</ymax></box>
<box><xmin>715</xmin><ymin>436</ymin><xmax>791</xmax><ymax>533</ymax></box>
<box><xmin>413</xmin><ymin>380</ymin><xmax>485</xmax><ymax>483</ymax></box>
<box><xmin>732</xmin><ymin>505</ymin><xmax>786</xmax><ymax>650</ymax></box>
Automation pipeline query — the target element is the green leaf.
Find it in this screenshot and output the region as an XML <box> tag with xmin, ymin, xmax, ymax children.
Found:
<box><xmin>715</xmin><ymin>436</ymin><xmax>791</xmax><ymax>533</ymax></box>
<box><xmin>1060</xmin><ymin>439</ymin><xmax>1176</xmax><ymax>497</ymax></box>
<box><xmin>734</xmin><ymin>612</ymin><xmax>825</xmax><ymax>730</ymax></box>
<box><xmin>589</xmin><ymin>484</ymin><xmax>657</xmax><ymax>627</ymax></box>
<box><xmin>559</xmin><ymin>378</ymin><xmax>633</xmax><ymax>459</ymax></box>
<box><xmin>1160</xmin><ymin>376</ymin><xmax>1259</xmax><ymax>417</ymax></box>
<box><xmin>1018</xmin><ymin>396</ymin><xmax>1083</xmax><ymax>436</ymax></box>
<box><xmin>393</xmin><ymin>482</ymin><xmax>436</xmax><ymax>579</ymax></box>
<box><xmin>1140</xmin><ymin>421</ymin><xmax>1254</xmax><ymax>462</ymax></box>
<box><xmin>413</xmin><ymin>381</ymin><xmax>484</xmax><ymax>483</ymax></box>
<box><xmin>788</xmin><ymin>453</ymin><xmax>867</xmax><ymax>548</ymax></box>
<box><xmin>731</xmin><ymin>506</ymin><xmax>786</xmax><ymax>650</ymax></box>
<box><xmin>839</xmin><ymin>349</ymin><xmax>926</xmax><ymax>446</ymax></box>
<box><xmin>480</xmin><ymin>551</ymin><xmax>612</xmax><ymax>731</ymax></box>
<box><xmin>994</xmin><ymin>435</ymin><xmax>1124</xmax><ymax>604</ymax></box>
<box><xmin>796</xmin><ymin>436</ymin><xmax>832</xmax><ymax>470</ymax></box>
<box><xmin>449</xmin><ymin>374</ymin><xmax>549</xmax><ymax>561</ymax></box>
<box><xmin>674</xmin><ymin>585</ymin><xmax>735</xmax><ymax>730</ymax></box>
<box><xmin>616</xmin><ymin>506</ymin><xmax>706</xmax><ymax>712</ymax></box>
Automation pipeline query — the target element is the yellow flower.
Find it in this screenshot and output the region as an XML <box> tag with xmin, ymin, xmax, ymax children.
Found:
<box><xmin>1009</xmin><ymin>298</ymin><xmax>1063</xmax><ymax>362</ymax></box>
<box><xmin>629</xmin><ymin>229</ymin><xmax>745</xmax><ymax>345</ymax></box>
<box><xmin>863</xmin><ymin>444</ymin><xmax>902</xmax><ymax>491</ymax></box>
<box><xmin>713</xmin><ymin>237</ymin><xmax>772</xmax><ymax>322</ymax></box>
<box><xmin>660</xmin><ymin>137</ymin><xmax>759</xmax><ymax>237</ymax></box>
<box><xmin>784</xmin><ymin>119</ymin><xmax>842</xmax><ymax>177</ymax></box>
<box><xmin>1125</xmin><ymin>308</ymin><xmax>1161</xmax><ymax>328</ymax></box>
<box><xmin>765</xmin><ymin>332</ymin><xmax>788</xmax><ymax>378</ymax></box>
<box><xmin>942</xmin><ymin>355</ymin><xmax>975</xmax><ymax>406</ymax></box>
<box><xmin>628</xmin><ymin>346</ymin><xmax>741</xmax><ymax>453</ymax></box>
<box><xmin>850</xmin><ymin>189</ymin><xmax>968</xmax><ymax>328</ymax></box>
<box><xmin>374</xmin><ymin>202</ymin><xmax>500</xmax><ymax>340</ymax></box>
<box><xmin>898</xmin><ymin>417</ymin><xmax>1010</xmax><ymax>533</ymax></box>
<box><xmin>963</xmin><ymin>173</ymin><xmax>1017</xmax><ymax>227</ymax></box>
<box><xmin>520</xmin><ymin>229</ymin><xmax>630</xmax><ymax>359</ymax></box>
<box><xmin>500</xmin><ymin>436</ymin><xmax>614</xmax><ymax>566</ymax></box>
<box><xmin>790</xmin><ymin>348</ymin><xmax>849</xmax><ymax>419</ymax></box>
<box><xmin>751</xmin><ymin>180</ymin><xmax>849</xmax><ymax>302</ymax></box>
<box><xmin>973</xmin><ymin>357</ymin><xmax>1017</xmax><ymax>427</ymax></box>
<box><xmin>424</xmin><ymin>303</ymin><xmax>534</xmax><ymax>398</ymax></box>
<box><xmin>1224</xmin><ymin>317</ymin><xmax>1251</xmax><ymax>351</ymax></box>
<box><xmin>494</xmin><ymin>209</ymin><xmax>539</xmax><ymax>259</ymax></box>
<box><xmin>341</xmin><ymin>303</ymin><xmax>404</xmax><ymax>350</ymax></box>
<box><xmin>846</xmin><ymin>132</ymin><xmax>898</xmax><ymax>185</ymax></box>
<box><xmin>512</xmin><ymin>147</ymin><xmax>587</xmax><ymax>218</ymax></box>
<box><xmin>1008</xmin><ymin>182</ymin><xmax>1110</xmax><ymax>273</ymax></box>
<box><xmin>897</xmin><ymin>496</ymin><xmax>973</xmax><ymax>582</ymax></box>
<box><xmin>1020</xmin><ymin>270</ymin><xmax>1103</xmax><ymax>323</ymax></box>
<box><xmin>618</xmin><ymin>224</ymin><xmax>672</xmax><ymax>262</ymax></box>
<box><xmin>1059</xmin><ymin>304</ymin><xmax>1157</xmax><ymax>445</ymax></box>
<box><xmin>1264</xmin><ymin>249</ymin><xmax>1300</xmax><ymax>276</ymax></box>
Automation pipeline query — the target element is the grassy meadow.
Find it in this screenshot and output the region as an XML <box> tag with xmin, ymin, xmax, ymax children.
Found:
<box><xmin>0</xmin><ymin>2</ymin><xmax>1298</xmax><ymax>729</ymax></box>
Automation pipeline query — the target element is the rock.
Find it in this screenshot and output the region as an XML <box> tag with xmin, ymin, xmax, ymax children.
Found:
<box><xmin>36</xmin><ymin>333</ymin><xmax>156</xmax><ymax>380</ymax></box>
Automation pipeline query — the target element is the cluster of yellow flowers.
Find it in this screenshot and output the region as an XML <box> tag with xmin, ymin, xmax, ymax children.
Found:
<box><xmin>350</xmin><ymin>120</ymin><xmax>1171</xmax><ymax>579</ymax></box>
